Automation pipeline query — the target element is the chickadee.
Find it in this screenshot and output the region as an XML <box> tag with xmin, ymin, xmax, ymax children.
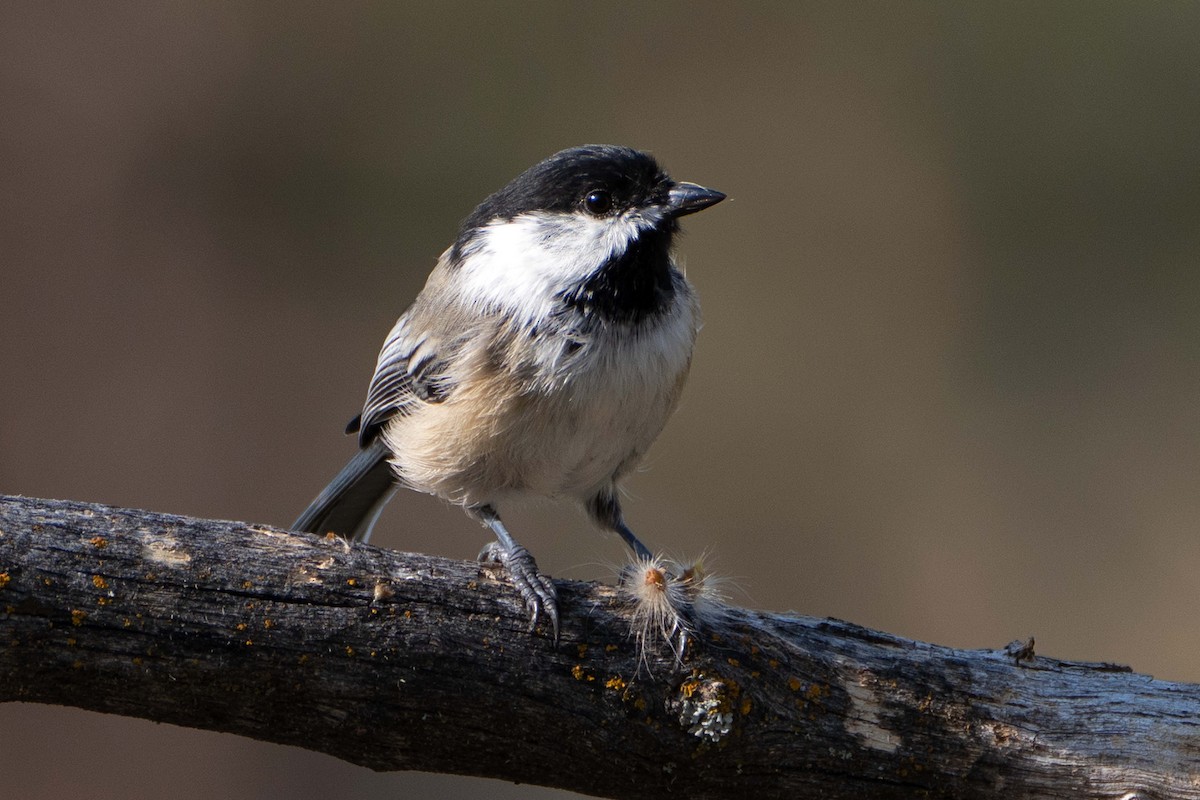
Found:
<box><xmin>294</xmin><ymin>144</ymin><xmax>725</xmax><ymax>635</ymax></box>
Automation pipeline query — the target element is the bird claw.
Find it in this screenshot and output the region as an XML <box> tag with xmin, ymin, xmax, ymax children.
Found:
<box><xmin>479</xmin><ymin>541</ymin><xmax>559</xmax><ymax>640</ymax></box>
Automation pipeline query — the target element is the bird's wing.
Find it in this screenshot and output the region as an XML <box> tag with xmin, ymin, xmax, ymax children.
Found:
<box><xmin>352</xmin><ymin>305</ymin><xmax>461</xmax><ymax>444</ymax></box>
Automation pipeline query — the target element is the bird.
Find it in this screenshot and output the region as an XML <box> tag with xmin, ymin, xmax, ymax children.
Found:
<box><xmin>293</xmin><ymin>144</ymin><xmax>725</xmax><ymax>637</ymax></box>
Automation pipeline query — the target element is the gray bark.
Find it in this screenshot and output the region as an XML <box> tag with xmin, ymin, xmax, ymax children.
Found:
<box><xmin>1</xmin><ymin>494</ymin><xmax>1197</xmax><ymax>799</ymax></box>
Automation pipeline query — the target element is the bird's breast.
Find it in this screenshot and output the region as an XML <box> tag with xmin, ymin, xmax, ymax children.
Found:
<box><xmin>383</xmin><ymin>291</ymin><xmax>699</xmax><ymax>508</ymax></box>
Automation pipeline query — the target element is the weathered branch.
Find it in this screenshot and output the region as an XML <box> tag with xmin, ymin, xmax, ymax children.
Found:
<box><xmin>1</xmin><ymin>494</ymin><xmax>1197</xmax><ymax>798</ymax></box>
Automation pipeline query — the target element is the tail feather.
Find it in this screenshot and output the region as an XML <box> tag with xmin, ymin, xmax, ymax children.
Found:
<box><xmin>293</xmin><ymin>439</ymin><xmax>396</xmax><ymax>542</ymax></box>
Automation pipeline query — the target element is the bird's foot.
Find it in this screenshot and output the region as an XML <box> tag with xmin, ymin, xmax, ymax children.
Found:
<box><xmin>619</xmin><ymin>554</ymin><xmax>726</xmax><ymax>668</ymax></box>
<box><xmin>479</xmin><ymin>541</ymin><xmax>559</xmax><ymax>640</ymax></box>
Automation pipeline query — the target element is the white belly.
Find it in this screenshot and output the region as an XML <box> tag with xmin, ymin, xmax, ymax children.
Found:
<box><xmin>382</xmin><ymin>301</ymin><xmax>698</xmax><ymax>509</ymax></box>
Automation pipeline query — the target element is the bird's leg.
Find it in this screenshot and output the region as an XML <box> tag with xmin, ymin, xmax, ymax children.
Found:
<box><xmin>471</xmin><ymin>504</ymin><xmax>558</xmax><ymax>639</ymax></box>
<box><xmin>587</xmin><ymin>490</ymin><xmax>653</xmax><ymax>561</ymax></box>
<box><xmin>590</xmin><ymin>489</ymin><xmax>699</xmax><ymax>662</ymax></box>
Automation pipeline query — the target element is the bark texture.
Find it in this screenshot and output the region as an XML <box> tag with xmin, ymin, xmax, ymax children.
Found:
<box><xmin>1</xmin><ymin>494</ymin><xmax>1198</xmax><ymax>799</ymax></box>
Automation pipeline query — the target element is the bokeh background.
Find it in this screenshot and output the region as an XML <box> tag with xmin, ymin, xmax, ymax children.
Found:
<box><xmin>4</xmin><ymin>3</ymin><xmax>1200</xmax><ymax>797</ymax></box>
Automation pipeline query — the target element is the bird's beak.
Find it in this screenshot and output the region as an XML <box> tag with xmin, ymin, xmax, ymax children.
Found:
<box><xmin>665</xmin><ymin>182</ymin><xmax>726</xmax><ymax>218</ymax></box>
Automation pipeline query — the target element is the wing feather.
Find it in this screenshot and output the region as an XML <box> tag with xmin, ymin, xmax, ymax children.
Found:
<box><xmin>356</xmin><ymin>308</ymin><xmax>456</xmax><ymax>445</ymax></box>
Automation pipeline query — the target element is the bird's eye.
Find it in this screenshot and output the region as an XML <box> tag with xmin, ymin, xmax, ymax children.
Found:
<box><xmin>583</xmin><ymin>189</ymin><xmax>613</xmax><ymax>215</ymax></box>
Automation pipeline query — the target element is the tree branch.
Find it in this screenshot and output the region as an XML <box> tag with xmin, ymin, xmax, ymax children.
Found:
<box><xmin>1</xmin><ymin>494</ymin><xmax>1198</xmax><ymax>798</ymax></box>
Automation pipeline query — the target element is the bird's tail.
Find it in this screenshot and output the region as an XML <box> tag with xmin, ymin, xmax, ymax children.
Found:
<box><xmin>293</xmin><ymin>439</ymin><xmax>396</xmax><ymax>542</ymax></box>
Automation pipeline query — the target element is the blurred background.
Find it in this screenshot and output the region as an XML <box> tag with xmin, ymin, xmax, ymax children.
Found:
<box><xmin>3</xmin><ymin>3</ymin><xmax>1200</xmax><ymax>797</ymax></box>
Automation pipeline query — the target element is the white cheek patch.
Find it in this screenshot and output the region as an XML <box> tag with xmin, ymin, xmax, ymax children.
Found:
<box><xmin>455</xmin><ymin>211</ymin><xmax>648</xmax><ymax>325</ymax></box>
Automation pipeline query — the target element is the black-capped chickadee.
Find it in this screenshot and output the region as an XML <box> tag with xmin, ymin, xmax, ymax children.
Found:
<box><xmin>294</xmin><ymin>144</ymin><xmax>725</xmax><ymax>636</ymax></box>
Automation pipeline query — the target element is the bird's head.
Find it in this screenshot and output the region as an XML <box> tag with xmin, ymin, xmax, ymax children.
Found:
<box><xmin>449</xmin><ymin>145</ymin><xmax>725</xmax><ymax>325</ymax></box>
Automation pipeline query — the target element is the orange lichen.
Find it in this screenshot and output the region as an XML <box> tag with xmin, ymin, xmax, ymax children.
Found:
<box><xmin>91</xmin><ymin>575</ymin><xmax>109</xmax><ymax>590</ymax></box>
<box><xmin>70</xmin><ymin>609</ymin><xmax>87</xmax><ymax>626</ymax></box>
<box><xmin>605</xmin><ymin>676</ymin><xmax>627</xmax><ymax>692</ymax></box>
<box><xmin>89</xmin><ymin>536</ymin><xmax>108</xmax><ymax>549</ymax></box>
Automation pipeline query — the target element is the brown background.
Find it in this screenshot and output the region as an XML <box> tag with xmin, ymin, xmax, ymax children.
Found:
<box><xmin>4</xmin><ymin>3</ymin><xmax>1200</xmax><ymax>798</ymax></box>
